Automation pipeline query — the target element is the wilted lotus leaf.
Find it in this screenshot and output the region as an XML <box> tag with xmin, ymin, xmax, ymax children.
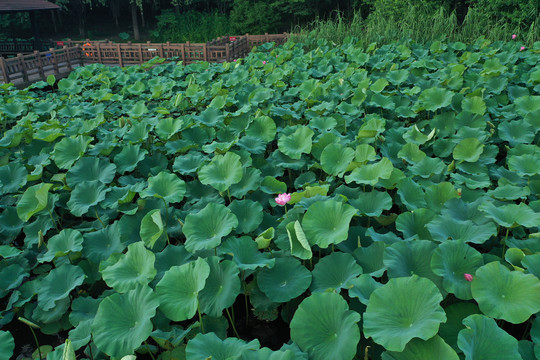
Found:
<box><xmin>257</xmin><ymin>257</ymin><xmax>311</xmax><ymax>303</ymax></box>
<box><xmin>290</xmin><ymin>292</ymin><xmax>361</xmax><ymax>360</ymax></box>
<box><xmin>185</xmin><ymin>332</ymin><xmax>260</xmax><ymax>360</ymax></box>
<box><xmin>198</xmin><ymin>152</ymin><xmax>243</xmax><ymax>192</ymax></box>
<box><xmin>140</xmin><ymin>171</ymin><xmax>186</xmax><ymax>203</ymax></box>
<box><xmin>457</xmin><ymin>314</ymin><xmax>522</xmax><ymax>360</ymax></box>
<box><xmin>471</xmin><ymin>261</ymin><xmax>540</xmax><ymax>324</ymax></box>
<box><xmin>302</xmin><ymin>200</ymin><xmax>356</xmax><ymax>248</ymax></box>
<box><xmin>310</xmin><ymin>252</ymin><xmax>362</xmax><ymax>293</ymax></box>
<box><xmin>364</xmin><ymin>275</ymin><xmax>446</xmax><ymax>352</ymax></box>
<box><xmin>92</xmin><ymin>286</ymin><xmax>159</xmax><ymax>358</ymax></box>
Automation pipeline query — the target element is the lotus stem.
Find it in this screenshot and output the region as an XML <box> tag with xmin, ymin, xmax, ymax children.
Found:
<box><xmin>227</xmin><ymin>188</ymin><xmax>232</xmax><ymax>203</ymax></box>
<box><xmin>94</xmin><ymin>208</ymin><xmax>105</xmax><ymax>228</ymax></box>
<box><xmin>47</xmin><ymin>206</ymin><xmax>59</xmax><ymax>231</ymax></box>
<box><xmin>145</xmin><ymin>341</ymin><xmax>156</xmax><ymax>360</ymax></box>
<box><xmin>161</xmin><ymin>198</ymin><xmax>170</xmax><ymax>245</ymax></box>
<box><xmin>197</xmin><ymin>302</ymin><xmax>205</xmax><ymax>333</ymax></box>
<box><xmin>501</xmin><ymin>227</ymin><xmax>510</xmax><ymax>258</ymax></box>
<box><xmin>364</xmin><ymin>346</ymin><xmax>370</xmax><ymax>360</ymax></box>
<box><xmin>225</xmin><ymin>307</ymin><xmax>240</xmax><ymax>338</ymax></box>
<box><xmin>28</xmin><ymin>326</ymin><xmax>42</xmax><ymax>359</ymax></box>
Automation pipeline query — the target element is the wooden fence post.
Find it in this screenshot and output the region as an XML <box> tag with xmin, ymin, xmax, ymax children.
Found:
<box><xmin>50</xmin><ymin>48</ymin><xmax>59</xmax><ymax>75</ymax></box>
<box><xmin>17</xmin><ymin>54</ymin><xmax>28</xmax><ymax>82</ymax></box>
<box><xmin>203</xmin><ymin>43</ymin><xmax>207</xmax><ymax>62</ymax></box>
<box><xmin>34</xmin><ymin>50</ymin><xmax>44</xmax><ymax>79</ymax></box>
<box><xmin>137</xmin><ymin>43</ymin><xmax>143</xmax><ymax>64</ymax></box>
<box><xmin>96</xmin><ymin>42</ymin><xmax>102</xmax><ymax>63</ymax></box>
<box><xmin>181</xmin><ymin>43</ymin><xmax>185</xmax><ymax>63</ymax></box>
<box><xmin>64</xmin><ymin>46</ymin><xmax>72</xmax><ymax>71</ymax></box>
<box><xmin>0</xmin><ymin>57</ymin><xmax>10</xmax><ymax>83</ymax></box>
<box><xmin>116</xmin><ymin>43</ymin><xmax>123</xmax><ymax>67</ymax></box>
<box><xmin>166</xmin><ymin>41</ymin><xmax>170</xmax><ymax>58</ymax></box>
<box><xmin>186</xmin><ymin>41</ymin><xmax>190</xmax><ymax>63</ymax></box>
<box><xmin>225</xmin><ymin>43</ymin><xmax>230</xmax><ymax>62</ymax></box>
<box><xmin>265</xmin><ymin>33</ymin><xmax>269</xmax><ymax>43</ymax></box>
<box><xmin>159</xmin><ymin>43</ymin><xmax>164</xmax><ymax>58</ymax></box>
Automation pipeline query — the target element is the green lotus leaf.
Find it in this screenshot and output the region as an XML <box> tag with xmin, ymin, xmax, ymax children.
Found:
<box><xmin>92</xmin><ymin>286</ymin><xmax>159</xmax><ymax>358</ymax></box>
<box><xmin>245</xmin><ymin>116</ymin><xmax>277</xmax><ymax>143</ymax></box>
<box><xmin>320</xmin><ymin>143</ymin><xmax>355</xmax><ymax>177</ymax></box>
<box><xmin>114</xmin><ymin>144</ymin><xmax>148</xmax><ymax>174</ymax></box>
<box><xmin>310</xmin><ymin>252</ymin><xmax>362</xmax><ymax>293</ymax></box>
<box><xmin>66</xmin><ymin>157</ymin><xmax>116</xmax><ymax>188</ymax></box>
<box><xmin>278</xmin><ymin>126</ymin><xmax>314</xmax><ymax>160</ymax></box>
<box><xmin>0</xmin><ymin>331</ymin><xmax>15</xmax><ymax>360</ymax></box>
<box><xmin>370</xmin><ymin>78</ymin><xmax>388</xmax><ymax>93</ymax></box>
<box><xmin>471</xmin><ymin>261</ymin><xmax>540</xmax><ymax>323</ymax></box>
<box><xmin>219</xmin><ymin>236</ymin><xmax>275</xmax><ymax>271</ymax></box>
<box><xmin>154</xmin><ymin>245</ymin><xmax>192</xmax><ymax>283</ymax></box>
<box><xmin>418</xmin><ymin>87</ymin><xmax>454</xmax><ymax>112</ymax></box>
<box><xmin>39</xmin><ymin>229</ymin><xmax>84</xmax><ymax>263</ymax></box>
<box><xmin>302</xmin><ymin>200</ymin><xmax>357</xmax><ymax>248</ymax></box>
<box><xmin>126</xmin><ymin>101</ymin><xmax>148</xmax><ymax>118</ymax></box>
<box><xmin>348</xmin><ymin>274</ymin><xmax>383</xmax><ymax>305</ymax></box>
<box><xmin>395</xmin><ymin>208</ymin><xmax>436</xmax><ymax>240</ymax></box>
<box><xmin>355</xmin><ymin>144</ymin><xmax>377</xmax><ymax>163</ymax></box>
<box><xmin>185</xmin><ymin>332</ymin><xmax>260</xmax><ymax>360</ymax></box>
<box><xmin>364</xmin><ymin>275</ymin><xmax>446</xmax><ymax>352</ymax></box>
<box><xmin>57</xmin><ymin>78</ymin><xmax>81</xmax><ymax>93</ymax></box>
<box><xmin>398</xmin><ymin>143</ymin><xmax>427</xmax><ymax>164</ymax></box>
<box><xmin>345</xmin><ymin>158</ymin><xmax>394</xmax><ymax>186</ymax></box>
<box><xmin>430</xmin><ymin>241</ymin><xmax>484</xmax><ymax>300</ymax></box>
<box><xmin>382</xmin><ymin>336</ymin><xmax>459</xmax><ymax>360</ymax></box>
<box><xmin>514</xmin><ymin>95</ymin><xmax>540</xmax><ymax>116</ymax></box>
<box><xmin>155</xmin><ymin>116</ymin><xmax>184</xmax><ymax>140</ymax></box>
<box><xmin>387</xmin><ymin>69</ymin><xmax>409</xmax><ymax>85</ymax></box>
<box><xmin>228</xmin><ymin>200</ymin><xmax>263</xmax><ymax>234</ymax></box>
<box><xmin>408</xmin><ymin>157</ymin><xmax>446</xmax><ymax>178</ymax></box>
<box><xmin>198</xmin><ymin>256</ymin><xmax>241</xmax><ymax>317</ymax></box>
<box><xmin>156</xmin><ymin>258</ymin><xmax>209</xmax><ymax>321</ymax></box>
<box><xmin>479</xmin><ymin>202</ymin><xmax>540</xmax><ymax>228</ymax></box>
<box><xmin>17</xmin><ymin>183</ymin><xmax>53</xmax><ymax>222</ymax></box>
<box><xmin>1</xmin><ymin>102</ymin><xmax>26</xmax><ymax>118</ymax></box>
<box><xmin>453</xmin><ymin>138</ymin><xmax>484</xmax><ymax>163</ymax></box>
<box><xmin>172</xmin><ymin>151</ymin><xmax>207</xmax><ymax>175</ymax></box>
<box><xmin>257</xmin><ymin>257</ymin><xmax>312</xmax><ymax>303</ymax></box>
<box><xmin>260</xmin><ymin>176</ymin><xmax>287</xmax><ymax>194</ymax></box>
<box><xmin>286</xmin><ymin>220</ymin><xmax>312</xmax><ymax>260</ymax></box>
<box><xmin>438</xmin><ymin>302</ymin><xmax>480</xmax><ymax>352</ymax></box>
<box><xmin>101</xmin><ymin>242</ymin><xmax>156</xmax><ymax>293</ymax></box>
<box><xmin>67</xmin><ymin>181</ymin><xmax>110</xmax><ymax>216</ymax></box>
<box><xmin>461</xmin><ymin>96</ymin><xmax>486</xmax><ymax>115</ymax></box>
<box><xmin>52</xmin><ymin>135</ymin><xmax>92</xmax><ymax>169</ymax></box>
<box><xmin>425</xmin><ymin>182</ymin><xmax>459</xmax><ymax>212</ymax></box>
<box><xmin>33</xmin><ymin>296</ymin><xmax>70</xmax><ymax>324</ymax></box>
<box><xmin>242</xmin><ymin>347</ymin><xmax>297</xmax><ymax>360</ymax></box>
<box><xmin>427</xmin><ymin>216</ymin><xmax>497</xmax><ymax>244</ymax></box>
<box><xmin>349</xmin><ymin>190</ymin><xmax>392</xmax><ymax>217</ymax></box>
<box><xmin>488</xmin><ymin>183</ymin><xmax>530</xmax><ymax>201</ymax></box>
<box><xmin>402</xmin><ymin>125</ymin><xmax>434</xmax><ymax>145</ymax></box>
<box><xmin>0</xmin><ymin>245</ymin><xmax>21</xmax><ymax>258</ymax></box>
<box><xmin>183</xmin><ymin>203</ymin><xmax>238</xmax><ymax>253</ymax></box>
<box><xmin>457</xmin><ymin>314</ymin><xmax>521</xmax><ymax>360</ymax></box>
<box><xmin>255</xmin><ymin>227</ymin><xmax>275</xmax><ymax>250</ymax></box>
<box><xmin>352</xmin><ymin>241</ymin><xmax>386</xmax><ymax>277</ymax></box>
<box><xmin>82</xmin><ymin>222</ymin><xmax>126</xmax><ymax>264</ymax></box>
<box><xmin>397</xmin><ymin>178</ymin><xmax>427</xmax><ymax>210</ymax></box>
<box><xmin>290</xmin><ymin>292</ymin><xmax>361</xmax><ymax>360</ymax></box>
<box><xmin>522</xmin><ymin>253</ymin><xmax>540</xmax><ymax>278</ymax></box>
<box><xmin>0</xmin><ymin>264</ymin><xmax>27</xmax><ymax>298</ymax></box>
<box><xmin>37</xmin><ymin>264</ymin><xmax>86</xmax><ymax>311</ymax></box>
<box><xmin>199</xmin><ymin>152</ymin><xmax>243</xmax><ymax>192</ymax></box>
<box><xmin>507</xmin><ymin>153</ymin><xmax>540</xmax><ymax>176</ymax></box>
<box><xmin>140</xmin><ymin>171</ymin><xmax>186</xmax><ymax>203</ymax></box>
<box><xmin>0</xmin><ymin>162</ymin><xmax>27</xmax><ymax>195</ymax></box>
<box><xmin>498</xmin><ymin>120</ymin><xmax>535</xmax><ymax>147</ymax></box>
<box><xmin>140</xmin><ymin>209</ymin><xmax>164</xmax><ymax>249</ymax></box>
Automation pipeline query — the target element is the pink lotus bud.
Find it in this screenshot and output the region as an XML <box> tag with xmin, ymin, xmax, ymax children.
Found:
<box><xmin>464</xmin><ymin>273</ymin><xmax>473</xmax><ymax>282</ymax></box>
<box><xmin>262</xmin><ymin>60</ymin><xmax>267</xmax><ymax>65</ymax></box>
<box><xmin>520</xmin><ymin>46</ymin><xmax>525</xmax><ymax>51</ymax></box>
<box><xmin>233</xmin><ymin>59</ymin><xmax>237</xmax><ymax>62</ymax></box>
<box><xmin>512</xmin><ymin>34</ymin><xmax>517</xmax><ymax>39</ymax></box>
<box><xmin>275</xmin><ymin>193</ymin><xmax>291</xmax><ymax>206</ymax></box>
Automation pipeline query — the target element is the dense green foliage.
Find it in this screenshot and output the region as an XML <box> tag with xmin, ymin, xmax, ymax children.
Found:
<box><xmin>152</xmin><ymin>10</ymin><xmax>232</xmax><ymax>43</ymax></box>
<box><xmin>0</xmin><ymin>36</ymin><xmax>540</xmax><ymax>359</ymax></box>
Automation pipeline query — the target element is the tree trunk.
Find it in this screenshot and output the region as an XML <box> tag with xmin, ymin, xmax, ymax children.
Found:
<box><xmin>110</xmin><ymin>0</ymin><xmax>121</xmax><ymax>29</ymax></box>
<box><xmin>141</xmin><ymin>6</ymin><xmax>146</xmax><ymax>28</ymax></box>
<box><xmin>131</xmin><ymin>2</ymin><xmax>140</xmax><ymax>40</ymax></box>
<box><xmin>51</xmin><ymin>10</ymin><xmax>58</xmax><ymax>34</ymax></box>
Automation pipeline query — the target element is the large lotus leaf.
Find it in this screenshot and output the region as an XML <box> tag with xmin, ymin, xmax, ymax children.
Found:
<box><xmin>0</xmin><ymin>264</ymin><xmax>27</xmax><ymax>298</ymax></box>
<box><xmin>66</xmin><ymin>157</ymin><xmax>116</xmax><ymax>188</ymax></box>
<box><xmin>37</xmin><ymin>264</ymin><xmax>85</xmax><ymax>311</ymax></box>
<box><xmin>185</xmin><ymin>332</ymin><xmax>260</xmax><ymax>360</ymax></box>
<box><xmin>430</xmin><ymin>241</ymin><xmax>483</xmax><ymax>300</ymax></box>
<box><xmin>457</xmin><ymin>314</ymin><xmax>521</xmax><ymax>360</ymax></box>
<box><xmin>408</xmin><ymin>157</ymin><xmax>446</xmax><ymax>178</ymax></box>
<box><xmin>155</xmin><ymin>116</ymin><xmax>184</xmax><ymax>140</ymax></box>
<box><xmin>17</xmin><ymin>183</ymin><xmax>53</xmax><ymax>222</ymax></box>
<box><xmin>398</xmin><ymin>143</ymin><xmax>427</xmax><ymax>163</ymax></box>
<box><xmin>172</xmin><ymin>151</ymin><xmax>207</xmax><ymax>175</ymax></box>
<box><xmin>348</xmin><ymin>274</ymin><xmax>383</xmax><ymax>305</ymax></box>
<box><xmin>479</xmin><ymin>202</ymin><xmax>540</xmax><ymax>228</ymax></box>
<box><xmin>427</xmin><ymin>217</ymin><xmax>496</xmax><ymax>244</ymax></box>
<box><xmin>395</xmin><ymin>208</ymin><xmax>436</xmax><ymax>240</ymax></box>
<box><xmin>310</xmin><ymin>252</ymin><xmax>362</xmax><ymax>293</ymax></box>
<box><xmin>82</xmin><ymin>222</ymin><xmax>126</xmax><ymax>264</ymax></box>
<box><xmin>290</xmin><ymin>292</ymin><xmax>361</xmax><ymax>360</ymax></box>
<box><xmin>0</xmin><ymin>162</ymin><xmax>27</xmax><ymax>195</ymax></box>
<box><xmin>364</xmin><ymin>275</ymin><xmax>446</xmax><ymax>352</ymax></box>
<box><xmin>67</xmin><ymin>181</ymin><xmax>110</xmax><ymax>216</ymax></box>
<box><xmin>349</xmin><ymin>190</ymin><xmax>392</xmax><ymax>217</ymax></box>
<box><xmin>507</xmin><ymin>153</ymin><xmax>540</xmax><ymax>176</ymax></box>
<box><xmin>278</xmin><ymin>126</ymin><xmax>314</xmax><ymax>160</ymax></box>
<box><xmin>139</xmin><ymin>209</ymin><xmax>164</xmax><ymax>249</ymax></box>
<box><xmin>514</xmin><ymin>95</ymin><xmax>540</xmax><ymax>116</ymax></box>
<box><xmin>453</xmin><ymin>138</ymin><xmax>484</xmax><ymax>163</ymax></box>
<box><xmin>140</xmin><ymin>171</ymin><xmax>186</xmax><ymax>203</ymax></box>
<box><xmin>438</xmin><ymin>302</ymin><xmax>480</xmax><ymax>352</ymax></box>
<box><xmin>155</xmin><ymin>258</ymin><xmax>210</xmax><ymax>321</ymax></box>
<box><xmin>219</xmin><ymin>236</ymin><xmax>275</xmax><ymax>271</ymax></box>
<box><xmin>183</xmin><ymin>203</ymin><xmax>238</xmax><ymax>253</ymax></box>
<box><xmin>101</xmin><ymin>242</ymin><xmax>156</xmax><ymax>293</ymax></box>
<box><xmin>320</xmin><ymin>143</ymin><xmax>355</xmax><ymax>177</ymax></box>
<box><xmin>498</xmin><ymin>120</ymin><xmax>535</xmax><ymax>147</ymax></box>
<box><xmin>153</xmin><ymin>245</ymin><xmax>192</xmax><ymax>282</ymax></box>
<box><xmin>522</xmin><ymin>253</ymin><xmax>540</xmax><ymax>278</ymax></box>
<box><xmin>257</xmin><ymin>257</ymin><xmax>312</xmax><ymax>303</ymax></box>
<box><xmin>397</xmin><ymin>178</ymin><xmax>426</xmax><ymax>210</ymax></box>
<box><xmin>461</xmin><ymin>96</ymin><xmax>486</xmax><ymax>115</ymax></box>
<box><xmin>228</xmin><ymin>200</ymin><xmax>263</xmax><ymax>234</ymax></box>
<box><xmin>382</xmin><ymin>336</ymin><xmax>459</xmax><ymax>360</ymax></box>
<box><xmin>245</xmin><ymin>116</ymin><xmax>277</xmax><ymax>143</ymax></box>
<box><xmin>0</xmin><ymin>331</ymin><xmax>14</xmax><ymax>360</ymax></box>
<box><xmin>114</xmin><ymin>144</ymin><xmax>148</xmax><ymax>174</ymax></box>
<box><xmin>52</xmin><ymin>135</ymin><xmax>92</xmax><ymax>169</ymax></box>
<box><xmin>198</xmin><ymin>256</ymin><xmax>241</xmax><ymax>317</ymax></box>
<box><xmin>198</xmin><ymin>152</ymin><xmax>243</xmax><ymax>192</ymax></box>
<box><xmin>286</xmin><ymin>221</ymin><xmax>312</xmax><ymax>260</ymax></box>
<box><xmin>352</xmin><ymin>241</ymin><xmax>386</xmax><ymax>277</ymax></box>
<box><xmin>302</xmin><ymin>200</ymin><xmax>357</xmax><ymax>248</ymax></box>
<box><xmin>39</xmin><ymin>229</ymin><xmax>84</xmax><ymax>262</ymax></box>
<box><xmin>1</xmin><ymin>102</ymin><xmax>26</xmax><ymax>118</ymax></box>
<box><xmin>241</xmin><ymin>347</ymin><xmax>297</xmax><ymax>360</ymax></box>
<box><xmin>402</xmin><ymin>125</ymin><xmax>434</xmax><ymax>145</ymax></box>
<box><xmin>471</xmin><ymin>261</ymin><xmax>540</xmax><ymax>323</ymax></box>
<box><xmin>418</xmin><ymin>87</ymin><xmax>454</xmax><ymax>111</ymax></box>
<box><xmin>425</xmin><ymin>182</ymin><xmax>459</xmax><ymax>213</ymax></box>
<box><xmin>345</xmin><ymin>158</ymin><xmax>393</xmax><ymax>186</ymax></box>
<box><xmin>92</xmin><ymin>285</ymin><xmax>159</xmax><ymax>358</ymax></box>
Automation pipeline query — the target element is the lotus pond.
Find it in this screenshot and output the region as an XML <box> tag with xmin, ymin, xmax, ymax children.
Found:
<box><xmin>0</xmin><ymin>37</ymin><xmax>540</xmax><ymax>360</ymax></box>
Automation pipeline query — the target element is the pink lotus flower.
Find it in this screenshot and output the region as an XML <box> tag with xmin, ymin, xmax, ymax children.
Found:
<box><xmin>512</xmin><ymin>34</ymin><xmax>517</xmax><ymax>39</ymax></box>
<box><xmin>275</xmin><ymin>193</ymin><xmax>291</xmax><ymax>205</ymax></box>
<box><xmin>464</xmin><ymin>273</ymin><xmax>473</xmax><ymax>282</ymax></box>
<box><xmin>233</xmin><ymin>59</ymin><xmax>237</xmax><ymax>62</ymax></box>
<box><xmin>262</xmin><ymin>60</ymin><xmax>267</xmax><ymax>65</ymax></box>
<box><xmin>520</xmin><ymin>46</ymin><xmax>525</xmax><ymax>51</ymax></box>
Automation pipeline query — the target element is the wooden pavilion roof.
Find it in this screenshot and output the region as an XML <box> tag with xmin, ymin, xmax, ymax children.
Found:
<box><xmin>0</xmin><ymin>0</ymin><xmax>60</xmax><ymax>13</ymax></box>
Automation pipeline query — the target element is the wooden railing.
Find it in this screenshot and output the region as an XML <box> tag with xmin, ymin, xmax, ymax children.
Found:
<box><xmin>0</xmin><ymin>33</ymin><xmax>289</xmax><ymax>85</ymax></box>
<box><xmin>0</xmin><ymin>39</ymin><xmax>60</xmax><ymax>57</ymax></box>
